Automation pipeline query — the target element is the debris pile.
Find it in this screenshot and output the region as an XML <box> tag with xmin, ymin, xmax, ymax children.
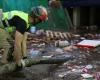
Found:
<box><xmin>0</xmin><ymin>29</ymin><xmax>100</xmax><ymax>80</ymax></box>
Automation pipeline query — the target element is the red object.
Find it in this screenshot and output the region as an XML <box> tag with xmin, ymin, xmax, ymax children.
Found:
<box><xmin>39</xmin><ymin>15</ymin><xmax>47</xmax><ymax>21</ymax></box>
<box><xmin>76</xmin><ymin>45</ymin><xmax>95</xmax><ymax>50</ymax></box>
<box><xmin>75</xmin><ymin>40</ymin><xmax>100</xmax><ymax>50</ymax></box>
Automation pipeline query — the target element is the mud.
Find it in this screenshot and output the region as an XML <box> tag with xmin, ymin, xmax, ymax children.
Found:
<box><xmin>0</xmin><ymin>46</ymin><xmax>100</xmax><ymax>80</ymax></box>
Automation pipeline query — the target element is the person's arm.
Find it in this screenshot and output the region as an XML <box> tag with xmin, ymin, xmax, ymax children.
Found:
<box><xmin>11</xmin><ymin>16</ymin><xmax>27</xmax><ymax>66</ymax></box>
<box><xmin>22</xmin><ymin>32</ymin><xmax>28</xmax><ymax>58</ymax></box>
<box><xmin>13</xmin><ymin>30</ymin><xmax>23</xmax><ymax>66</ymax></box>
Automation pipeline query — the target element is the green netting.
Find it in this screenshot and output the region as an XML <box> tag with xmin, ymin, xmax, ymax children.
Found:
<box><xmin>0</xmin><ymin>0</ymin><xmax>70</xmax><ymax>31</ymax></box>
<box><xmin>48</xmin><ymin>7</ymin><xmax>70</xmax><ymax>31</ymax></box>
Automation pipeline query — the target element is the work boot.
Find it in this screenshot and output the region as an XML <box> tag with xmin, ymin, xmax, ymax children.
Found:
<box><xmin>15</xmin><ymin>59</ymin><xmax>25</xmax><ymax>71</ymax></box>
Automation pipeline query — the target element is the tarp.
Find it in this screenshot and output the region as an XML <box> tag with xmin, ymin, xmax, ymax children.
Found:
<box><xmin>61</xmin><ymin>0</ymin><xmax>100</xmax><ymax>7</ymax></box>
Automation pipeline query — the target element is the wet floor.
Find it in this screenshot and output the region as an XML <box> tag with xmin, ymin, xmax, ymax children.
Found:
<box><xmin>0</xmin><ymin>46</ymin><xmax>100</xmax><ymax>80</ymax></box>
<box><xmin>0</xmin><ymin>64</ymin><xmax>55</xmax><ymax>80</ymax></box>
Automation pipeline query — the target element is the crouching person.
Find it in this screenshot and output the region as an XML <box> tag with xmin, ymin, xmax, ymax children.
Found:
<box><xmin>0</xmin><ymin>6</ymin><xmax>48</xmax><ymax>70</ymax></box>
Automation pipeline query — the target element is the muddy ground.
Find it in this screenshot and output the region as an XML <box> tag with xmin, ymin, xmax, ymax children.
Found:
<box><xmin>0</xmin><ymin>45</ymin><xmax>100</xmax><ymax>80</ymax></box>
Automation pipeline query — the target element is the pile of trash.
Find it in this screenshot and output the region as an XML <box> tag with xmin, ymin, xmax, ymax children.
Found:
<box><xmin>26</xmin><ymin>30</ymin><xmax>100</xmax><ymax>80</ymax></box>
<box><xmin>0</xmin><ymin>29</ymin><xmax>100</xmax><ymax>80</ymax></box>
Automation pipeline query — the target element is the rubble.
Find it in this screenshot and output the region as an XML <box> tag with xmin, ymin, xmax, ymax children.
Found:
<box><xmin>0</xmin><ymin>30</ymin><xmax>100</xmax><ymax>80</ymax></box>
<box><xmin>45</xmin><ymin>30</ymin><xmax>74</xmax><ymax>40</ymax></box>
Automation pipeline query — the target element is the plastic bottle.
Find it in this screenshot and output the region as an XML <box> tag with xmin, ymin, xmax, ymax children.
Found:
<box><xmin>29</xmin><ymin>49</ymin><xmax>41</xmax><ymax>58</ymax></box>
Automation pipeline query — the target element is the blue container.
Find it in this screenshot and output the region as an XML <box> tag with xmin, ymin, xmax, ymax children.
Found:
<box><xmin>30</xmin><ymin>26</ymin><xmax>36</xmax><ymax>33</ymax></box>
<box><xmin>30</xmin><ymin>49</ymin><xmax>41</xmax><ymax>58</ymax></box>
